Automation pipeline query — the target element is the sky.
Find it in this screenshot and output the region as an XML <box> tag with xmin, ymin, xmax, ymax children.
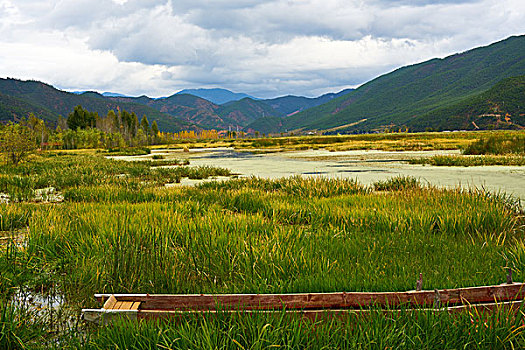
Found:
<box><xmin>1</xmin><ymin>0</ymin><xmax>524</xmax><ymax>98</ymax></box>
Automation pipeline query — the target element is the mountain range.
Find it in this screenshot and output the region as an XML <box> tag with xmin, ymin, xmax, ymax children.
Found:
<box><xmin>0</xmin><ymin>80</ymin><xmax>195</xmax><ymax>132</ymax></box>
<box><xmin>0</xmin><ymin>34</ymin><xmax>524</xmax><ymax>133</ymax></box>
<box><xmin>0</xmin><ymin>79</ymin><xmax>353</xmax><ymax>132</ymax></box>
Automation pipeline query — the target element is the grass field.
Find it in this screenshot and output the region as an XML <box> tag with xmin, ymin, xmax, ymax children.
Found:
<box><xmin>162</xmin><ymin>130</ymin><xmax>524</xmax><ymax>152</ymax></box>
<box><xmin>1</xmin><ymin>137</ymin><xmax>525</xmax><ymax>348</ymax></box>
<box><xmin>164</xmin><ymin>130</ymin><xmax>525</xmax><ymax>167</ymax></box>
<box><xmin>409</xmin><ymin>131</ymin><xmax>525</xmax><ymax>166</ymax></box>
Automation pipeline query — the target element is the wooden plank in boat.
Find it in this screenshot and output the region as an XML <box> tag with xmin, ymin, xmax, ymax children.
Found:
<box><xmin>119</xmin><ymin>301</ymin><xmax>134</xmax><ymax>310</ymax></box>
<box><xmin>113</xmin><ymin>301</ymin><xmax>124</xmax><ymax>310</ymax></box>
<box><xmin>103</xmin><ymin>295</ymin><xmax>118</xmax><ymax>310</ymax></box>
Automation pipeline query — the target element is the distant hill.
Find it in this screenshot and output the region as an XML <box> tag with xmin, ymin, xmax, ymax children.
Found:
<box><xmin>262</xmin><ymin>89</ymin><xmax>354</xmax><ymax>116</ymax></box>
<box><xmin>176</xmin><ymin>88</ymin><xmax>255</xmax><ymax>105</ymax></box>
<box><xmin>246</xmin><ymin>116</ymin><xmax>284</xmax><ymax>134</ymax></box>
<box><xmin>102</xmin><ymin>92</ymin><xmax>130</xmax><ymax>97</ymax></box>
<box><xmin>112</xmin><ymin>94</ymin><xmax>281</xmax><ymax>130</ymax></box>
<box><xmin>0</xmin><ymin>78</ymin><xmax>195</xmax><ymax>132</ymax></box>
<box><xmin>109</xmin><ymin>93</ymin><xmax>224</xmax><ymax>129</ymax></box>
<box><xmin>71</xmin><ymin>91</ymin><xmax>130</xmax><ymax>98</ymax></box>
<box><xmin>261</xmin><ymin>35</ymin><xmax>525</xmax><ymax>134</ymax></box>
<box><xmin>408</xmin><ymin>75</ymin><xmax>525</xmax><ymax>131</ymax></box>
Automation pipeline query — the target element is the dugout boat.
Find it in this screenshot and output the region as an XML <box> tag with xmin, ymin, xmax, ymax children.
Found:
<box><xmin>82</xmin><ymin>280</ymin><xmax>525</xmax><ymax>324</ymax></box>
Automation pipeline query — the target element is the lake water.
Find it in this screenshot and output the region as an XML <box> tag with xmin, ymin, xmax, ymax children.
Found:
<box><xmin>127</xmin><ymin>147</ymin><xmax>525</xmax><ymax>202</ymax></box>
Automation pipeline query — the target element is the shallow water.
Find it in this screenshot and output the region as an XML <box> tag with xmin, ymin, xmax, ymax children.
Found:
<box><xmin>185</xmin><ymin>148</ymin><xmax>525</xmax><ymax>201</ymax></box>
<box><xmin>114</xmin><ymin>148</ymin><xmax>525</xmax><ymax>201</ymax></box>
<box><xmin>9</xmin><ymin>287</ymin><xmax>83</xmax><ymax>345</ymax></box>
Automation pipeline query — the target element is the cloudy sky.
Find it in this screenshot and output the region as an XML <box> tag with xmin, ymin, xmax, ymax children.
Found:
<box><xmin>1</xmin><ymin>0</ymin><xmax>524</xmax><ymax>98</ymax></box>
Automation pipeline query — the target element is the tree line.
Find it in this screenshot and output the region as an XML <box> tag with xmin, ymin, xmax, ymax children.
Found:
<box><xmin>56</xmin><ymin>105</ymin><xmax>161</xmax><ymax>149</ymax></box>
<box><xmin>0</xmin><ymin>105</ymin><xmax>222</xmax><ymax>165</ymax></box>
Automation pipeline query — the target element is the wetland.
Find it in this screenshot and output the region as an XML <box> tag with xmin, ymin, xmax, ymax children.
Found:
<box><xmin>132</xmin><ymin>147</ymin><xmax>525</xmax><ymax>201</ymax></box>
<box><xmin>2</xmin><ymin>131</ymin><xmax>525</xmax><ymax>349</ymax></box>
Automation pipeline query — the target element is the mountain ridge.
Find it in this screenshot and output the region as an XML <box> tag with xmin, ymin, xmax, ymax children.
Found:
<box><xmin>175</xmin><ymin>88</ymin><xmax>255</xmax><ymax>105</ymax></box>
<box><xmin>276</xmin><ymin>34</ymin><xmax>525</xmax><ymax>134</ymax></box>
<box><xmin>0</xmin><ymin>78</ymin><xmax>196</xmax><ymax>132</ymax></box>
<box><xmin>1</xmin><ymin>78</ymin><xmax>355</xmax><ymax>132</ymax></box>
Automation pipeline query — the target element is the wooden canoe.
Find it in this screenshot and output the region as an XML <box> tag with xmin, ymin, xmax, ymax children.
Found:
<box><xmin>82</xmin><ymin>282</ymin><xmax>525</xmax><ymax>323</ymax></box>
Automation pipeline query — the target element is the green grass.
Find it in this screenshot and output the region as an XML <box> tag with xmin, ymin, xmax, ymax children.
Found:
<box><xmin>134</xmin><ymin>159</ymin><xmax>190</xmax><ymax>167</ymax></box>
<box><xmin>81</xmin><ymin>306</ymin><xmax>525</xmax><ymax>349</ymax></box>
<box><xmin>463</xmin><ymin>133</ymin><xmax>525</xmax><ymax>155</ymax></box>
<box><xmin>0</xmin><ymin>152</ymin><xmax>524</xmax><ymax>347</ymax></box>
<box><xmin>0</xmin><ymin>153</ymin><xmax>228</xmax><ymax>201</ymax></box>
<box><xmin>26</xmin><ymin>180</ymin><xmax>521</xmax><ymax>297</ymax></box>
<box><xmin>0</xmin><ymin>204</ymin><xmax>32</xmax><ymax>231</ymax></box>
<box><xmin>409</xmin><ymin>154</ymin><xmax>525</xmax><ymax>166</ymax></box>
<box><xmin>409</xmin><ymin>132</ymin><xmax>525</xmax><ymax>166</ymax></box>
<box><xmin>373</xmin><ymin>176</ymin><xmax>422</xmax><ymax>191</ymax></box>
<box><xmin>103</xmin><ymin>147</ymin><xmax>151</xmax><ymax>156</ymax></box>
<box><xmin>0</xmin><ymin>300</ymin><xmax>49</xmax><ymax>350</ymax></box>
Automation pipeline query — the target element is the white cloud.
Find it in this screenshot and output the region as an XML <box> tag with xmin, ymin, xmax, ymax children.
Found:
<box><xmin>0</xmin><ymin>0</ymin><xmax>524</xmax><ymax>98</ymax></box>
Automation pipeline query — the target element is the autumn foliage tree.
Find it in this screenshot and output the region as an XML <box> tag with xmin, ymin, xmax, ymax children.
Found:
<box><xmin>0</xmin><ymin>122</ymin><xmax>37</xmax><ymax>165</ymax></box>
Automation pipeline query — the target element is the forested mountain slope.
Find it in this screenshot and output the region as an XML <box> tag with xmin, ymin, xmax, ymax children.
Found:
<box><xmin>408</xmin><ymin>75</ymin><xmax>525</xmax><ymax>131</ymax></box>
<box><xmin>0</xmin><ymin>79</ymin><xmax>194</xmax><ymax>132</ymax></box>
<box><xmin>278</xmin><ymin>35</ymin><xmax>525</xmax><ymax>133</ymax></box>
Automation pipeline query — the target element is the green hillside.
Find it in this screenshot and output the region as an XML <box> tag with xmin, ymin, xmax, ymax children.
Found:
<box><xmin>277</xmin><ymin>35</ymin><xmax>525</xmax><ymax>133</ymax></box>
<box><xmin>0</xmin><ymin>79</ymin><xmax>195</xmax><ymax>132</ymax></box>
<box><xmin>408</xmin><ymin>75</ymin><xmax>525</xmax><ymax>131</ymax></box>
<box><xmin>246</xmin><ymin>115</ymin><xmax>284</xmax><ymax>134</ymax></box>
<box><xmin>0</xmin><ymin>92</ymin><xmax>56</xmax><ymax>122</ymax></box>
<box><xmin>217</xmin><ymin>98</ymin><xmax>279</xmax><ymax>127</ymax></box>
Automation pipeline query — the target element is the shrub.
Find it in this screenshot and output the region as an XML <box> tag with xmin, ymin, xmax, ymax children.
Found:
<box><xmin>373</xmin><ymin>176</ymin><xmax>421</xmax><ymax>191</ymax></box>
<box><xmin>463</xmin><ymin>133</ymin><xmax>525</xmax><ymax>155</ymax></box>
<box><xmin>0</xmin><ymin>123</ymin><xmax>36</xmax><ymax>166</ymax></box>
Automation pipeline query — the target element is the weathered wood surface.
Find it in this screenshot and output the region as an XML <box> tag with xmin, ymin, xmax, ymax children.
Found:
<box><xmin>82</xmin><ymin>300</ymin><xmax>525</xmax><ymax>323</ymax></box>
<box><xmin>93</xmin><ymin>283</ymin><xmax>525</xmax><ymax>311</ymax></box>
<box><xmin>102</xmin><ymin>295</ymin><xmax>117</xmax><ymax>310</ymax></box>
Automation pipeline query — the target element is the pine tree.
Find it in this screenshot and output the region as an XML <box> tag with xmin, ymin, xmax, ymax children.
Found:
<box><xmin>151</xmin><ymin>120</ymin><xmax>159</xmax><ymax>136</ymax></box>
<box><xmin>107</xmin><ymin>110</ymin><xmax>119</xmax><ymax>133</ymax></box>
<box><xmin>140</xmin><ymin>115</ymin><xmax>150</xmax><ymax>135</ymax></box>
<box><xmin>131</xmin><ymin>112</ymin><xmax>139</xmax><ymax>137</ymax></box>
<box><xmin>151</xmin><ymin>120</ymin><xmax>159</xmax><ymax>144</ymax></box>
<box><xmin>67</xmin><ymin>105</ymin><xmax>96</xmax><ymax>130</ymax></box>
<box><xmin>67</xmin><ymin>105</ymin><xmax>85</xmax><ymax>130</ymax></box>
